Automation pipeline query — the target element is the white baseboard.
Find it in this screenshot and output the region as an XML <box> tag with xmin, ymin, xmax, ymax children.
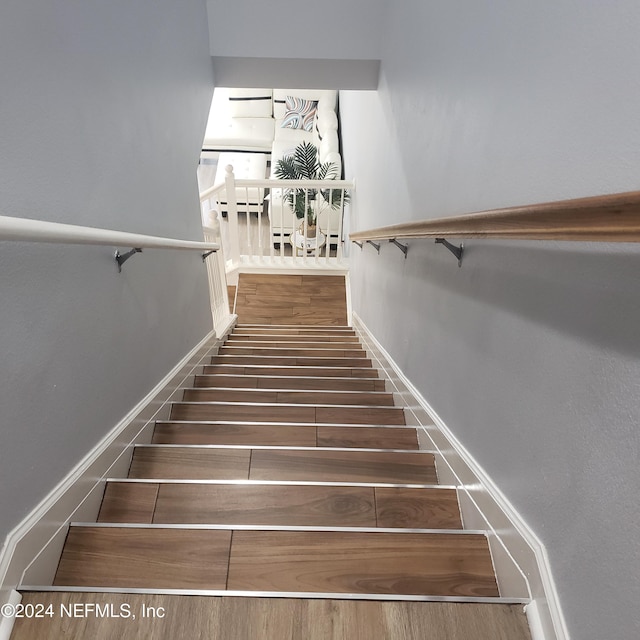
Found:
<box><xmin>0</xmin><ymin>590</ymin><xmax>21</xmax><ymax>640</ymax></box>
<box><xmin>352</xmin><ymin>313</ymin><xmax>569</xmax><ymax>640</ymax></box>
<box><xmin>0</xmin><ymin>327</ymin><xmax>225</xmax><ymax>613</ymax></box>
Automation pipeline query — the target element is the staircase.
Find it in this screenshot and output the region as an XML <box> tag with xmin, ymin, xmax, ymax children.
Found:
<box><xmin>11</xmin><ymin>278</ymin><xmax>532</xmax><ymax>639</ymax></box>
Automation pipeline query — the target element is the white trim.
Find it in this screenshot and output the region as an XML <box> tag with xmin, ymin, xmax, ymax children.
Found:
<box><xmin>352</xmin><ymin>312</ymin><xmax>569</xmax><ymax>640</ymax></box>
<box><xmin>16</xmin><ymin>586</ymin><xmax>528</xmax><ymax>604</ymax></box>
<box><xmin>215</xmin><ymin>314</ymin><xmax>237</xmax><ymax>341</ymax></box>
<box><xmin>0</xmin><ymin>329</ymin><xmax>221</xmax><ymax>606</ymax></box>
<box><xmin>0</xmin><ymin>590</ymin><xmax>21</xmax><ymax>640</ymax></box>
<box><xmin>345</xmin><ymin>270</ymin><xmax>353</xmax><ymax>325</ymax></box>
<box><xmin>525</xmin><ymin>600</ymin><xmax>548</xmax><ymax>640</ymax></box>
<box><xmin>0</xmin><ymin>215</ymin><xmax>219</xmax><ymax>252</ymax></box>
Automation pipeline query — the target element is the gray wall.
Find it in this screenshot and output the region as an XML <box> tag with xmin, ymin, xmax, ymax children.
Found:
<box><xmin>207</xmin><ymin>0</ymin><xmax>386</xmax><ymax>59</ymax></box>
<box><xmin>0</xmin><ymin>0</ymin><xmax>214</xmax><ymax>541</ymax></box>
<box><xmin>206</xmin><ymin>0</ymin><xmax>385</xmax><ymax>89</ymax></box>
<box><xmin>341</xmin><ymin>1</ymin><xmax>640</xmax><ymax>639</ymax></box>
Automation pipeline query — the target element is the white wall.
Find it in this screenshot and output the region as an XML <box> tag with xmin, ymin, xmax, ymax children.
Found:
<box><xmin>341</xmin><ymin>1</ymin><xmax>640</xmax><ymax>639</ymax></box>
<box><xmin>0</xmin><ymin>0</ymin><xmax>214</xmax><ymax>547</ymax></box>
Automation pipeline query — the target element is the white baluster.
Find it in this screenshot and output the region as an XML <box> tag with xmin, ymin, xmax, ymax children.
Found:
<box><xmin>337</xmin><ymin>189</ymin><xmax>345</xmax><ymax>263</ymax></box>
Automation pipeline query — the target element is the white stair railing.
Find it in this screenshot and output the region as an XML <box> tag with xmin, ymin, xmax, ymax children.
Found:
<box><xmin>200</xmin><ymin>166</ymin><xmax>354</xmax><ymax>271</ymax></box>
<box><xmin>0</xmin><ymin>214</ymin><xmax>233</xmax><ymax>337</ymax></box>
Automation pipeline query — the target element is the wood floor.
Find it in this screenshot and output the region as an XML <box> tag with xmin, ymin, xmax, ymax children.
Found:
<box><xmin>15</xmin><ymin>286</ymin><xmax>531</xmax><ymax>640</ymax></box>
<box><xmin>234</xmin><ymin>273</ymin><xmax>348</xmax><ymax>325</ymax></box>
<box><xmin>11</xmin><ymin>594</ymin><xmax>531</xmax><ymax>640</ymax></box>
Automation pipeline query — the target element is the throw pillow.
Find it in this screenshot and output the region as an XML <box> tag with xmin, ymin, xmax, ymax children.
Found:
<box><xmin>281</xmin><ymin>96</ymin><xmax>317</xmax><ymax>132</ymax></box>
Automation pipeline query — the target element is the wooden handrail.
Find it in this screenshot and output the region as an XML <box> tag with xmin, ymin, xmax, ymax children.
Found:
<box><xmin>349</xmin><ymin>191</ymin><xmax>640</xmax><ymax>243</ymax></box>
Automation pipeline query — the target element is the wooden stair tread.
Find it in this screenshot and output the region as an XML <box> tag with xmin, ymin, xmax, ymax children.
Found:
<box><xmin>228</xmin><ymin>334</ymin><xmax>361</xmax><ymax>342</ymax></box>
<box><xmin>152</xmin><ymin>423</ymin><xmax>318</xmax><ymax>446</ymax></box>
<box><xmin>47</xmin><ymin>311</ymin><xmax>514</xmax><ymax>637</ymax></box>
<box><xmin>128</xmin><ymin>447</ymin><xmax>435</xmax><ymax>483</ymax></box>
<box><xmin>182</xmin><ymin>388</ymin><xmax>395</xmax><ymax>406</ymax></box>
<box><xmin>152</xmin><ymin>423</ymin><xmax>418</xmax><ymax>448</ymax></box>
<box><xmin>219</xmin><ymin>347</ymin><xmax>367</xmax><ymax>358</ymax></box>
<box><xmin>11</xmin><ymin>594</ymin><xmax>533</xmax><ymax>640</ymax></box>
<box><xmin>54</xmin><ymin>527</ymin><xmax>231</xmax><ymax>589</ymax></box>
<box><xmin>170</xmin><ymin>403</ymin><xmax>405</xmax><ymax>425</ymax></box>
<box><xmin>316</xmin><ymin>426</ymin><xmax>418</xmax><ymax>449</ymax></box>
<box><xmin>248</xmin><ymin>449</ymin><xmax>436</xmax><ymax>483</ymax></box>
<box><xmin>222</xmin><ymin>342</ymin><xmax>365</xmax><ymax>350</ymax></box>
<box><xmin>316</xmin><ymin>406</ymin><xmax>406</xmax><ymax>425</ymax></box>
<box><xmin>97</xmin><ymin>482</ymin><xmax>159</xmax><ymax>524</ymax></box>
<box><xmin>53</xmin><ymin>527</ymin><xmax>496</xmax><ymax>597</ymax></box>
<box><xmin>98</xmin><ymin>483</ymin><xmax>463</xmax><ymax>529</ymax></box>
<box><xmin>211</xmin><ymin>355</ymin><xmax>374</xmax><ymax>367</ymax></box>
<box><xmin>129</xmin><ymin>447</ymin><xmax>251</xmax><ymax>480</ymax></box>
<box><xmin>170</xmin><ymin>403</ymin><xmax>317</xmax><ymax>423</ymax></box>
<box><xmin>194</xmin><ymin>374</ymin><xmax>386</xmax><ymax>391</ymax></box>
<box><xmin>233</xmin><ymin>328</ymin><xmax>356</xmax><ymax>335</ymax></box>
<box><xmin>229</xmin><ymin>530</ymin><xmax>498</xmax><ymax>597</ymax></box>
<box><xmin>203</xmin><ymin>365</ymin><xmax>378</xmax><ymax>378</ymax></box>
<box><xmin>235</xmin><ymin>275</ymin><xmax>347</xmax><ymax>326</ymax></box>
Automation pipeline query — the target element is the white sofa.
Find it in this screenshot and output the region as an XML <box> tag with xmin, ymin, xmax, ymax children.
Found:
<box><xmin>201</xmin><ymin>88</ymin><xmax>344</xmax><ymax>245</ymax></box>
<box><xmin>268</xmin><ymin>89</ymin><xmax>343</xmax><ymax>246</ymax></box>
<box><xmin>202</xmin><ymin>88</ymin><xmax>274</xmax><ymax>153</ymax></box>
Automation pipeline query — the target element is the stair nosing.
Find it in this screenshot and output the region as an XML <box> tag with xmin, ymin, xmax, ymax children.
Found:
<box><xmin>106</xmin><ymin>479</ymin><xmax>457</xmax><ymax>489</ymax></box>
<box><xmin>134</xmin><ymin>444</ymin><xmax>431</xmax><ymax>454</ymax></box>
<box><xmin>69</xmin><ymin>522</ymin><xmax>482</xmax><ymax>535</ymax></box>
<box><xmin>16</xmin><ymin>586</ymin><xmax>529</xmax><ymax>604</ymax></box>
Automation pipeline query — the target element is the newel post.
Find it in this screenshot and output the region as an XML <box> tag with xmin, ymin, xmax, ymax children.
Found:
<box><xmin>225</xmin><ymin>165</ymin><xmax>240</xmax><ymax>266</ymax></box>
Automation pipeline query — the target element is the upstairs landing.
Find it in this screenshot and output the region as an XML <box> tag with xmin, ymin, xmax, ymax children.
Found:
<box><xmin>232</xmin><ymin>273</ymin><xmax>347</xmax><ymax>326</ymax></box>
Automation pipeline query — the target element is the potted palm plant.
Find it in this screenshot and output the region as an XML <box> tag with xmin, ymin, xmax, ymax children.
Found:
<box><xmin>274</xmin><ymin>141</ymin><xmax>348</xmax><ymax>238</ymax></box>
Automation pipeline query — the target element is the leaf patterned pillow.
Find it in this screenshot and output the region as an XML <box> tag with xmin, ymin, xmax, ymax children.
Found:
<box><xmin>281</xmin><ymin>96</ymin><xmax>318</xmax><ymax>132</ymax></box>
